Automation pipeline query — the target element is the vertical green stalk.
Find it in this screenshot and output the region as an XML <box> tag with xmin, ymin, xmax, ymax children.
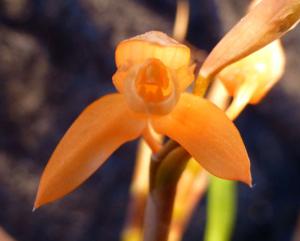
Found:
<box><xmin>204</xmin><ymin>177</ymin><xmax>237</xmax><ymax>241</ymax></box>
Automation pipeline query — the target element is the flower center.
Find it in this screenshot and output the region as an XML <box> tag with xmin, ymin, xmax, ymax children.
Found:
<box><xmin>135</xmin><ymin>59</ymin><xmax>173</xmax><ymax>103</ymax></box>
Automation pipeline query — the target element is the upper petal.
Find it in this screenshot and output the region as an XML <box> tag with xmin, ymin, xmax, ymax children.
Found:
<box><xmin>34</xmin><ymin>94</ymin><xmax>146</xmax><ymax>208</ymax></box>
<box><xmin>115</xmin><ymin>31</ymin><xmax>191</xmax><ymax>69</ymax></box>
<box><xmin>151</xmin><ymin>93</ymin><xmax>251</xmax><ymax>185</ymax></box>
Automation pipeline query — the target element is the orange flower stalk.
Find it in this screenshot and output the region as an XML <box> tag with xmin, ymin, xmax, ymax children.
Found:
<box><xmin>217</xmin><ymin>40</ymin><xmax>286</xmax><ymax>120</ymax></box>
<box><xmin>34</xmin><ymin>31</ymin><xmax>251</xmax><ymax>209</ymax></box>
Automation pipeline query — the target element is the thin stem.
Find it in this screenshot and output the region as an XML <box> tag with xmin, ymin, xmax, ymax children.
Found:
<box><xmin>173</xmin><ymin>0</ymin><xmax>189</xmax><ymax>42</ymax></box>
<box><xmin>121</xmin><ymin>140</ymin><xmax>151</xmax><ymax>241</ymax></box>
<box><xmin>142</xmin><ymin>126</ymin><xmax>162</xmax><ymax>154</ymax></box>
<box><xmin>226</xmin><ymin>81</ymin><xmax>258</xmax><ymax>120</ymax></box>
<box><xmin>143</xmin><ymin>147</ymin><xmax>190</xmax><ymax>241</ymax></box>
<box><xmin>122</xmin><ymin>130</ymin><xmax>163</xmax><ymax>241</ymax></box>
<box><xmin>204</xmin><ymin>177</ymin><xmax>237</xmax><ymax>241</ymax></box>
<box><xmin>169</xmin><ymin>163</ymin><xmax>209</xmax><ymax>241</ymax></box>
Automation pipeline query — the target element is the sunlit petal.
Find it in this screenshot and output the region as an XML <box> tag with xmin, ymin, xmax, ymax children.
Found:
<box><xmin>217</xmin><ymin>39</ymin><xmax>285</xmax><ymax>120</ymax></box>
<box><xmin>225</xmin><ymin>82</ymin><xmax>257</xmax><ymax>120</ymax></box>
<box><xmin>34</xmin><ymin>94</ymin><xmax>146</xmax><ymax>208</ymax></box>
<box><xmin>200</xmin><ymin>0</ymin><xmax>299</xmax><ymax>78</ymax></box>
<box><xmin>115</xmin><ymin>31</ymin><xmax>191</xmax><ymax>69</ymax></box>
<box><xmin>174</xmin><ymin>65</ymin><xmax>195</xmax><ymax>92</ymax></box>
<box><xmin>219</xmin><ymin>40</ymin><xmax>285</xmax><ymax>103</ymax></box>
<box><xmin>151</xmin><ymin>93</ymin><xmax>252</xmax><ymax>185</ymax></box>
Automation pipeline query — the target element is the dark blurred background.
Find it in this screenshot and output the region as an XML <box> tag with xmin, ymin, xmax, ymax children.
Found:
<box><xmin>0</xmin><ymin>0</ymin><xmax>299</xmax><ymax>240</ymax></box>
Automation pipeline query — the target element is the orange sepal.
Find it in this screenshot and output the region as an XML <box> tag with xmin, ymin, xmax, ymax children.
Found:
<box><xmin>200</xmin><ymin>0</ymin><xmax>299</xmax><ymax>78</ymax></box>
<box><xmin>151</xmin><ymin>93</ymin><xmax>252</xmax><ymax>185</ymax></box>
<box><xmin>115</xmin><ymin>31</ymin><xmax>191</xmax><ymax>69</ymax></box>
<box><xmin>218</xmin><ymin>40</ymin><xmax>285</xmax><ymax>104</ymax></box>
<box><xmin>34</xmin><ymin>94</ymin><xmax>146</xmax><ymax>209</ymax></box>
<box><xmin>175</xmin><ymin>64</ymin><xmax>196</xmax><ymax>92</ymax></box>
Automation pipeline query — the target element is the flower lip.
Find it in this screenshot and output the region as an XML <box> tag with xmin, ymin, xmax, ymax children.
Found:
<box><xmin>135</xmin><ymin>58</ymin><xmax>173</xmax><ymax>103</ymax></box>
<box><xmin>112</xmin><ymin>31</ymin><xmax>194</xmax><ymax>116</ymax></box>
<box><xmin>120</xmin><ymin>58</ymin><xmax>178</xmax><ymax>116</ymax></box>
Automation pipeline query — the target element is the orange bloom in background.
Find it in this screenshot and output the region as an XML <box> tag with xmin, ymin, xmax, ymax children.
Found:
<box><xmin>217</xmin><ymin>40</ymin><xmax>286</xmax><ymax>120</ymax></box>
<box><xmin>196</xmin><ymin>0</ymin><xmax>298</xmax><ymax>121</ymax></box>
<box><xmin>199</xmin><ymin>0</ymin><xmax>299</xmax><ymax>80</ymax></box>
<box><xmin>34</xmin><ymin>31</ymin><xmax>251</xmax><ymax>209</ymax></box>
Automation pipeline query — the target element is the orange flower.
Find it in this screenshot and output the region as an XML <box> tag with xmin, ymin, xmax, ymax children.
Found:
<box><xmin>197</xmin><ymin>0</ymin><xmax>296</xmax><ymax>120</ymax></box>
<box><xmin>218</xmin><ymin>40</ymin><xmax>286</xmax><ymax>120</ymax></box>
<box><xmin>34</xmin><ymin>31</ymin><xmax>251</xmax><ymax>209</ymax></box>
<box><xmin>199</xmin><ymin>0</ymin><xmax>299</xmax><ymax>79</ymax></box>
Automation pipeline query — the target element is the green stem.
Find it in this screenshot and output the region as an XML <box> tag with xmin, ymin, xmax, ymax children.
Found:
<box><xmin>204</xmin><ymin>177</ymin><xmax>237</xmax><ymax>241</ymax></box>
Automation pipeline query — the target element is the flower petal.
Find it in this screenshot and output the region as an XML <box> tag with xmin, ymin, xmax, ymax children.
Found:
<box><xmin>115</xmin><ymin>31</ymin><xmax>191</xmax><ymax>69</ymax></box>
<box><xmin>225</xmin><ymin>81</ymin><xmax>258</xmax><ymax>121</ymax></box>
<box><xmin>34</xmin><ymin>94</ymin><xmax>146</xmax><ymax>209</ymax></box>
<box><xmin>175</xmin><ymin>65</ymin><xmax>196</xmax><ymax>92</ymax></box>
<box><xmin>151</xmin><ymin>93</ymin><xmax>252</xmax><ymax>185</ymax></box>
<box><xmin>200</xmin><ymin>0</ymin><xmax>300</xmax><ymax>78</ymax></box>
<box><xmin>218</xmin><ymin>40</ymin><xmax>285</xmax><ymax>106</ymax></box>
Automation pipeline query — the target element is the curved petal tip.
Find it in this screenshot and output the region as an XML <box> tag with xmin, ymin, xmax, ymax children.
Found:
<box><xmin>34</xmin><ymin>94</ymin><xmax>145</xmax><ymax>208</ymax></box>
<box><xmin>152</xmin><ymin>93</ymin><xmax>252</xmax><ymax>186</ymax></box>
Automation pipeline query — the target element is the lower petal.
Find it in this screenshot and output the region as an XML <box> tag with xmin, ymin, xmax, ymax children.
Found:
<box><xmin>151</xmin><ymin>93</ymin><xmax>252</xmax><ymax>185</ymax></box>
<box><xmin>35</xmin><ymin>93</ymin><xmax>146</xmax><ymax>208</ymax></box>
